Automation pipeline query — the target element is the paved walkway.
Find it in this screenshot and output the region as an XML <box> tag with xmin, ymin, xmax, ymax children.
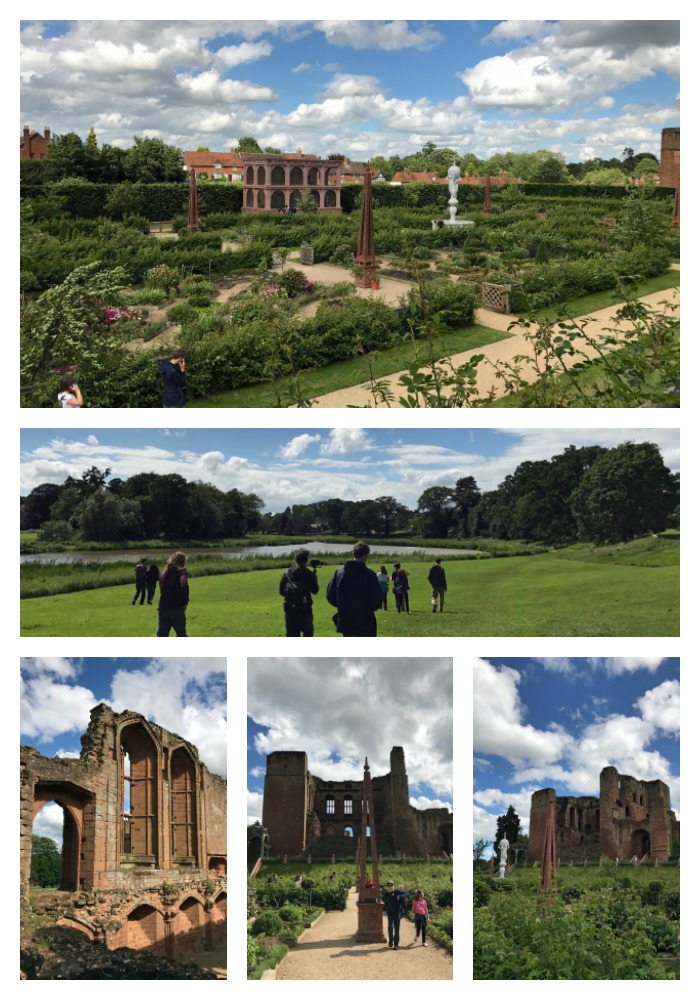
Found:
<box><xmin>274</xmin><ymin>890</ymin><xmax>452</xmax><ymax>980</ymax></box>
<box><xmin>310</xmin><ymin>286</ymin><xmax>679</xmax><ymax>408</ymax></box>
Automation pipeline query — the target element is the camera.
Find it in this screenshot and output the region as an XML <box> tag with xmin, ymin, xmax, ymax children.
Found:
<box><xmin>310</xmin><ymin>558</ymin><xmax>326</xmax><ymax>569</ymax></box>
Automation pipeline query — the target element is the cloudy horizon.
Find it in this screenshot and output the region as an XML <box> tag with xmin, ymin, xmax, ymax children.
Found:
<box><xmin>20</xmin><ymin>19</ymin><xmax>679</xmax><ymax>162</ymax></box>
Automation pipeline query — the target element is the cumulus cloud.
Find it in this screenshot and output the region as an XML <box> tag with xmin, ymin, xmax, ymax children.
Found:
<box><xmin>320</xmin><ymin>74</ymin><xmax>384</xmax><ymax>99</ymax></box>
<box><xmin>314</xmin><ymin>20</ymin><xmax>442</xmax><ymax>51</ymax></box>
<box><xmin>249</xmin><ymin>658</ymin><xmax>452</xmax><ymax>798</ymax></box>
<box><xmin>33</xmin><ymin>802</ymin><xmax>66</xmax><ymax>847</ymax></box>
<box><xmin>636</xmin><ymin>680</ymin><xmax>679</xmax><ymax>736</ymax></box>
<box><xmin>280</xmin><ymin>434</ymin><xmax>321</xmax><ymax>460</ymax></box>
<box><xmin>214</xmin><ymin>41</ymin><xmax>273</xmax><ymax>67</ymax></box>
<box><xmin>320</xmin><ymin>428</ymin><xmax>372</xmax><ymax>455</ymax></box>
<box><xmin>248</xmin><ymin>789</ymin><xmax>264</xmax><ymax>825</ymax></box>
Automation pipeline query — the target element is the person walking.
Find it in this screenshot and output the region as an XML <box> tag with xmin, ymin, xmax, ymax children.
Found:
<box><xmin>132</xmin><ymin>558</ymin><xmax>147</xmax><ymax>605</ymax></box>
<box><xmin>279</xmin><ymin>548</ymin><xmax>320</xmax><ymax>636</ymax></box>
<box><xmin>393</xmin><ymin>567</ymin><xmax>410</xmax><ymax>614</ymax></box>
<box><xmin>428</xmin><ymin>557</ymin><xmax>447</xmax><ymax>613</ymax></box>
<box><xmin>376</xmin><ymin>565</ymin><xmax>390</xmax><ymax>610</ymax></box>
<box><xmin>381</xmin><ymin>880</ymin><xmax>409</xmax><ymax>950</ymax></box>
<box><xmin>326</xmin><ymin>541</ymin><xmax>383</xmax><ymax>637</ymax></box>
<box><xmin>392</xmin><ymin>562</ymin><xmax>410</xmax><ymax>613</ymax></box>
<box><xmin>146</xmin><ymin>562</ymin><xmax>160</xmax><ymax>605</ymax></box>
<box><xmin>156</xmin><ymin>551</ymin><xmax>189</xmax><ymax>636</ymax></box>
<box><xmin>57</xmin><ymin>375</ymin><xmax>83</xmax><ymax>408</ymax></box>
<box><xmin>412</xmin><ymin>889</ymin><xmax>429</xmax><ymax>946</ymax></box>
<box><xmin>159</xmin><ymin>350</ymin><xmax>186</xmax><ymax>407</ymax></box>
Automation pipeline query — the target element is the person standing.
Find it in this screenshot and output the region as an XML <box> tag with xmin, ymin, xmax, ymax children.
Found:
<box><xmin>278</xmin><ymin>548</ymin><xmax>319</xmax><ymax>636</ymax></box>
<box><xmin>57</xmin><ymin>375</ymin><xmax>83</xmax><ymax>408</ymax></box>
<box><xmin>146</xmin><ymin>562</ymin><xmax>160</xmax><ymax>605</ymax></box>
<box><xmin>326</xmin><ymin>541</ymin><xmax>383</xmax><ymax>637</ymax></box>
<box><xmin>132</xmin><ymin>558</ymin><xmax>147</xmax><ymax>606</ymax></box>
<box><xmin>412</xmin><ymin>890</ymin><xmax>429</xmax><ymax>946</ymax></box>
<box><xmin>382</xmin><ymin>880</ymin><xmax>409</xmax><ymax>950</ymax></box>
<box><xmin>156</xmin><ymin>551</ymin><xmax>189</xmax><ymax>636</ymax></box>
<box><xmin>393</xmin><ymin>567</ymin><xmax>410</xmax><ymax>614</ymax></box>
<box><xmin>376</xmin><ymin>565</ymin><xmax>389</xmax><ymax>610</ymax></box>
<box><xmin>159</xmin><ymin>349</ymin><xmax>186</xmax><ymax>407</ymax></box>
<box><xmin>392</xmin><ymin>562</ymin><xmax>410</xmax><ymax>613</ymax></box>
<box><xmin>428</xmin><ymin>557</ymin><xmax>447</xmax><ymax>613</ymax></box>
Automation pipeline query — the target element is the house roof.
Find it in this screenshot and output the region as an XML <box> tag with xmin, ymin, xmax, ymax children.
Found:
<box><xmin>183</xmin><ymin>150</ymin><xmax>243</xmax><ymax>169</ymax></box>
<box><xmin>391</xmin><ymin>171</ymin><xmax>440</xmax><ymax>184</ymax></box>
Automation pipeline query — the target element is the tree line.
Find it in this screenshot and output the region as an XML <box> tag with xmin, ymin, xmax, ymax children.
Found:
<box><xmin>21</xmin><ymin>130</ymin><xmax>661</xmax><ymax>189</ymax></box>
<box><xmin>21</xmin><ymin>442</ymin><xmax>678</xmax><ymax>546</ymax></box>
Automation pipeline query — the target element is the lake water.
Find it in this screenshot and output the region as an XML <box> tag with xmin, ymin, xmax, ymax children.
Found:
<box><xmin>20</xmin><ymin>542</ymin><xmax>481</xmax><ymax>565</ymax></box>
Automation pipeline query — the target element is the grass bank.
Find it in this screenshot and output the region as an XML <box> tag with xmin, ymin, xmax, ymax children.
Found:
<box><xmin>20</xmin><ymin>538</ymin><xmax>678</xmax><ymax>637</ymax></box>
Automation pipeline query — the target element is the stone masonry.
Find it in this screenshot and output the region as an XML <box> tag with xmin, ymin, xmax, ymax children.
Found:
<box><xmin>528</xmin><ymin>766</ymin><xmax>680</xmax><ymax>863</ymax></box>
<box><xmin>261</xmin><ymin>746</ymin><xmax>452</xmax><ymax>858</ymax></box>
<box><xmin>21</xmin><ymin>704</ymin><xmax>227</xmax><ymax>958</ymax></box>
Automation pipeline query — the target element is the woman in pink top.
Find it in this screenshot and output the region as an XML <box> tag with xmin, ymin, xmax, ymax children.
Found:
<box><xmin>413</xmin><ymin>890</ymin><xmax>429</xmax><ymax>946</ymax></box>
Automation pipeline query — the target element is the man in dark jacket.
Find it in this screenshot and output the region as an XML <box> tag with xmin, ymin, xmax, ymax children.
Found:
<box><xmin>159</xmin><ymin>350</ymin><xmax>186</xmax><ymax>407</ymax></box>
<box><xmin>326</xmin><ymin>541</ymin><xmax>383</xmax><ymax>637</ymax></box>
<box><xmin>427</xmin><ymin>557</ymin><xmax>447</xmax><ymax>613</ymax></box>
<box><xmin>279</xmin><ymin>548</ymin><xmax>320</xmax><ymax>636</ymax></box>
<box><xmin>381</xmin><ymin>880</ymin><xmax>410</xmax><ymax>949</ymax></box>
<box><xmin>146</xmin><ymin>562</ymin><xmax>159</xmax><ymax>605</ymax></box>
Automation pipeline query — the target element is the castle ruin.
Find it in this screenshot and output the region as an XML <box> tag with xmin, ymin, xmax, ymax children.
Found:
<box><xmin>20</xmin><ymin>704</ymin><xmax>227</xmax><ymax>960</ymax></box>
<box><xmin>528</xmin><ymin>766</ymin><xmax>679</xmax><ymax>863</ymax></box>
<box><xmin>260</xmin><ymin>746</ymin><xmax>452</xmax><ymax>858</ymax></box>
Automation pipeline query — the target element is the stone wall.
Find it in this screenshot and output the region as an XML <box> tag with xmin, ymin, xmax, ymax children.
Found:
<box><xmin>659</xmin><ymin>127</ymin><xmax>680</xmax><ymax>189</ymax></box>
<box><xmin>262</xmin><ymin>746</ymin><xmax>453</xmax><ymax>858</ymax></box>
<box><xmin>21</xmin><ymin>704</ymin><xmax>227</xmax><ymax>958</ymax></box>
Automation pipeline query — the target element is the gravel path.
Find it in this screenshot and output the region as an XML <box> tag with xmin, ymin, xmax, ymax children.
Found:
<box><xmin>309</xmin><ymin>286</ymin><xmax>679</xmax><ymax>408</ymax></box>
<box><xmin>274</xmin><ymin>890</ymin><xmax>452</xmax><ymax>980</ymax></box>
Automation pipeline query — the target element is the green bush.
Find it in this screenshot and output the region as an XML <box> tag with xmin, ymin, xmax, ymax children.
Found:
<box><xmin>247</xmin><ymin>934</ymin><xmax>259</xmax><ymax>973</ymax></box>
<box><xmin>251</xmin><ymin>910</ymin><xmax>285</xmax><ymax>936</ymax></box>
<box><xmin>278</xmin><ymin>905</ymin><xmax>305</xmax><ymax>924</ymax></box>
<box><xmin>144</xmin><ymin>264</ymin><xmax>180</xmax><ymax>292</ymax></box>
<box><xmin>404</xmin><ymin>279</ymin><xmax>476</xmax><ymax>331</ymax></box>
<box><xmin>663</xmin><ymin>891</ymin><xmax>680</xmax><ymax>920</ymax></box>
<box><xmin>167</xmin><ymin>303</ymin><xmax>199</xmax><ymax>326</ymax></box>
<box><xmin>473</xmin><ymin>879</ymin><xmax>491</xmax><ymax>908</ymax></box>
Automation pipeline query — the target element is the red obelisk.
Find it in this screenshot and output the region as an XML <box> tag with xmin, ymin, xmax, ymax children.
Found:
<box><xmin>356</xmin><ymin>757</ymin><xmax>386</xmax><ymax>942</ymax></box>
<box><xmin>187</xmin><ymin>168</ymin><xmax>200</xmax><ymax>232</ymax></box>
<box><xmin>355</xmin><ymin>164</ymin><xmax>376</xmax><ymax>288</ymax></box>
<box><xmin>539</xmin><ymin>797</ymin><xmax>557</xmax><ymax>893</ymax></box>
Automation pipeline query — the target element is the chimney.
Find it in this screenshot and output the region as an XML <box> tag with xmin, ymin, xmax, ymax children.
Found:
<box><xmin>23</xmin><ymin>125</ymin><xmax>30</xmax><ymax>139</ymax></box>
<box><xmin>44</xmin><ymin>127</ymin><xmax>51</xmax><ymax>141</ymax></box>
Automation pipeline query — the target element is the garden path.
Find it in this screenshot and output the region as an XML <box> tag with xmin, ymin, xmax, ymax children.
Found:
<box><xmin>309</xmin><ymin>286</ymin><xmax>680</xmax><ymax>407</ymax></box>
<box><xmin>273</xmin><ymin>889</ymin><xmax>452</xmax><ymax>980</ymax></box>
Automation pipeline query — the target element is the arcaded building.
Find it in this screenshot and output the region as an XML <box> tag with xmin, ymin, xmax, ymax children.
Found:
<box><xmin>241</xmin><ymin>150</ymin><xmax>342</xmax><ymax>213</ymax></box>
<box><xmin>20</xmin><ymin>704</ymin><xmax>226</xmax><ymax>958</ymax></box>
<box><xmin>261</xmin><ymin>746</ymin><xmax>452</xmax><ymax>858</ymax></box>
<box><xmin>528</xmin><ymin>766</ymin><xmax>679</xmax><ymax>863</ymax></box>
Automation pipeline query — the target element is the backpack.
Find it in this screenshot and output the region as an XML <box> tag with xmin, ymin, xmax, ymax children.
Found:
<box><xmin>283</xmin><ymin>570</ymin><xmax>310</xmax><ymax>609</ymax></box>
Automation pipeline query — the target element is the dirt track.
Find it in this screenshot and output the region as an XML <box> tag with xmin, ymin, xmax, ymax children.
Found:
<box><xmin>274</xmin><ymin>889</ymin><xmax>452</xmax><ymax>980</ymax></box>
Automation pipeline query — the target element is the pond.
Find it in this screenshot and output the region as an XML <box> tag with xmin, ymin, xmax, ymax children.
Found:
<box><xmin>20</xmin><ymin>542</ymin><xmax>481</xmax><ymax>565</ymax></box>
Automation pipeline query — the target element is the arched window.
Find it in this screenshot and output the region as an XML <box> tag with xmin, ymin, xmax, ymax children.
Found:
<box><xmin>343</xmin><ymin>826</ymin><xmax>354</xmax><ymax>837</ymax></box>
<box><xmin>308</xmin><ymin>167</ymin><xmax>319</xmax><ymax>185</ymax></box>
<box><xmin>290</xmin><ymin>165</ymin><xmax>303</xmax><ymax>186</ymax></box>
<box><xmin>246</xmin><ymin>166</ymin><xmax>255</xmax><ymax>185</ymax></box>
<box><xmin>324</xmin><ymin>190</ymin><xmax>337</xmax><ymax>208</ymax></box>
<box><xmin>257</xmin><ymin>165</ymin><xmax>265</xmax><ymax>186</ymax></box>
<box><xmin>171</xmin><ymin>747</ymin><xmax>198</xmax><ymax>864</ymax></box>
<box><xmin>120</xmin><ymin>723</ymin><xmax>158</xmax><ymax>862</ymax></box>
<box><xmin>325</xmin><ymin>795</ymin><xmax>335</xmax><ymax>815</ymax></box>
<box><xmin>271</xmin><ymin>165</ymin><xmax>285</xmax><ymax>186</ymax></box>
<box><xmin>257</xmin><ymin>190</ymin><xmax>265</xmax><ymax>209</ymax></box>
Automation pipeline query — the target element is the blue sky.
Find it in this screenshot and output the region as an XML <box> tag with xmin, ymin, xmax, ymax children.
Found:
<box><xmin>22</xmin><ymin>657</ymin><xmax>227</xmax><ymax>845</ymax></box>
<box><xmin>20</xmin><ymin>19</ymin><xmax>679</xmax><ymax>161</ymax></box>
<box><xmin>20</xmin><ymin>427</ymin><xmax>680</xmax><ymax>513</ymax></box>
<box><xmin>247</xmin><ymin>657</ymin><xmax>452</xmax><ymax>825</ymax></box>
<box><xmin>473</xmin><ymin>657</ymin><xmax>680</xmax><ymax>854</ymax></box>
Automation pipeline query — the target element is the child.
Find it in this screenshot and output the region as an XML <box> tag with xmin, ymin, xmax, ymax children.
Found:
<box><xmin>376</xmin><ymin>565</ymin><xmax>389</xmax><ymax>610</ymax></box>
<box><xmin>57</xmin><ymin>375</ymin><xmax>83</xmax><ymax>408</ymax></box>
<box><xmin>413</xmin><ymin>889</ymin><xmax>428</xmax><ymax>946</ymax></box>
<box><xmin>393</xmin><ymin>567</ymin><xmax>409</xmax><ymax>614</ymax></box>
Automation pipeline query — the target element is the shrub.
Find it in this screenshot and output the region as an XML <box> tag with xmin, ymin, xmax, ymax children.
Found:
<box><xmin>278</xmin><ymin>905</ymin><xmax>305</xmax><ymax>924</ymax></box>
<box><xmin>251</xmin><ymin>910</ymin><xmax>285</xmax><ymax>936</ymax></box>
<box><xmin>277</xmin><ymin>269</ymin><xmax>314</xmax><ymax>299</ymax></box>
<box><xmin>246</xmin><ymin>934</ymin><xmax>259</xmax><ymax>973</ymax></box>
<box><xmin>404</xmin><ymin>279</ymin><xmax>476</xmax><ymax>332</ymax></box>
<box><xmin>144</xmin><ymin>264</ymin><xmax>180</xmax><ymax>292</ymax></box>
<box><xmin>663</xmin><ymin>891</ymin><xmax>680</xmax><ymax>921</ymax></box>
<box><xmin>167</xmin><ymin>303</ymin><xmax>199</xmax><ymax>326</ymax></box>
<box><xmin>561</xmin><ymin>883</ymin><xmax>585</xmax><ymax>903</ymax></box>
<box><xmin>473</xmin><ymin>880</ymin><xmax>491</xmax><ymax>908</ymax></box>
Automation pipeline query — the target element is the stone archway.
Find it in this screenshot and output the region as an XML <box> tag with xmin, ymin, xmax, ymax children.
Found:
<box><xmin>438</xmin><ymin>823</ymin><xmax>453</xmax><ymax>855</ymax></box>
<box><xmin>32</xmin><ymin>783</ymin><xmax>93</xmax><ymax>891</ymax></box>
<box><xmin>631</xmin><ymin>829</ymin><xmax>650</xmax><ymax>857</ymax></box>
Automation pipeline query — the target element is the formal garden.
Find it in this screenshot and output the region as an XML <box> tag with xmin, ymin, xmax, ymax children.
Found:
<box><xmin>248</xmin><ymin>858</ymin><xmax>452</xmax><ymax>979</ymax></box>
<box><xmin>473</xmin><ymin>862</ymin><xmax>679</xmax><ymax>979</ymax></box>
<box><xmin>20</xmin><ymin>179</ymin><xmax>679</xmax><ymax>407</ymax></box>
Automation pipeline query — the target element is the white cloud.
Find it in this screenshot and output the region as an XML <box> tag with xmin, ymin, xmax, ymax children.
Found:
<box><xmin>280</xmin><ymin>434</ymin><xmax>321</xmax><ymax>460</ymax></box>
<box><xmin>292</xmin><ymin>62</ymin><xmax>312</xmax><ymax>73</ymax></box>
<box><xmin>21</xmin><ymin>678</ymin><xmax>96</xmax><ymax>741</ymax></box>
<box><xmin>320</xmin><ymin>428</ymin><xmax>372</xmax><ymax>455</ymax></box>
<box><xmin>86</xmin><ymin>435</ymin><xmax>99</xmax><ymax>446</ymax></box>
<box><xmin>636</xmin><ymin>680</ymin><xmax>679</xmax><ymax>736</ymax></box>
<box><xmin>214</xmin><ymin>41</ymin><xmax>273</xmax><ymax>67</ymax></box>
<box><xmin>248</xmin><ymin>789</ymin><xmax>264</xmax><ymax>825</ymax></box>
<box><xmin>320</xmin><ymin>74</ymin><xmax>384</xmax><ymax>100</ymax></box>
<box><xmin>249</xmin><ymin>658</ymin><xmax>452</xmax><ymax>798</ymax></box>
<box><xmin>33</xmin><ymin>802</ymin><xmax>65</xmax><ymax>847</ymax></box>
<box><xmin>591</xmin><ymin>657</ymin><xmax>666</xmax><ymax>676</ymax></box>
<box><xmin>410</xmin><ymin>795</ymin><xmax>453</xmax><ymax>812</ymax></box>
<box><xmin>314</xmin><ymin>20</ymin><xmax>442</xmax><ymax>52</ymax></box>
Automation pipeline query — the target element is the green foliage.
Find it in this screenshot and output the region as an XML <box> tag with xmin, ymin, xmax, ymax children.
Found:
<box><xmin>277</xmin><ymin>905</ymin><xmax>305</xmax><ymax>923</ymax></box>
<box><xmin>251</xmin><ymin>910</ymin><xmax>285</xmax><ymax>936</ymax></box>
<box><xmin>30</xmin><ymin>836</ymin><xmax>62</xmax><ymax>887</ymax></box>
<box><xmin>473</xmin><ymin>880</ymin><xmax>491</xmax><ymax>908</ymax></box>
<box><xmin>144</xmin><ymin>264</ymin><xmax>180</xmax><ymax>293</ymax></box>
<box><xmin>246</xmin><ymin>934</ymin><xmax>259</xmax><ymax>973</ymax></box>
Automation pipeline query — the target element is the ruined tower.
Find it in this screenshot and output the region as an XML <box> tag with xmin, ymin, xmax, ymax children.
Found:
<box><xmin>659</xmin><ymin>127</ymin><xmax>680</xmax><ymax>188</ymax></box>
<box><xmin>528</xmin><ymin>767</ymin><xmax>679</xmax><ymax>863</ymax></box>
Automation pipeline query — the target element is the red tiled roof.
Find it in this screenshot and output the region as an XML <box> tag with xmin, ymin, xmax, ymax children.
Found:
<box><xmin>183</xmin><ymin>150</ymin><xmax>243</xmax><ymax>168</ymax></box>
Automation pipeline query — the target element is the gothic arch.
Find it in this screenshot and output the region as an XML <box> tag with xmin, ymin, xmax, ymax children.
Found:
<box><xmin>120</xmin><ymin>721</ymin><xmax>160</xmax><ymax>864</ymax></box>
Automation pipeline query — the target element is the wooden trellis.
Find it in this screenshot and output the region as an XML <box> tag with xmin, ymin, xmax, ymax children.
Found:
<box><xmin>300</xmin><ymin>244</ymin><xmax>314</xmax><ymax>265</ymax></box>
<box><xmin>481</xmin><ymin>282</ymin><xmax>511</xmax><ymax>314</ymax></box>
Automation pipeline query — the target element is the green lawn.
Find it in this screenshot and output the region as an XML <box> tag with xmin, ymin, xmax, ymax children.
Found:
<box><xmin>21</xmin><ymin>544</ymin><xmax>679</xmax><ymax>637</ymax></box>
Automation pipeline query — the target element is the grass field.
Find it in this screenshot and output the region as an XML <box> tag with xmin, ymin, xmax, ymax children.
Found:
<box><xmin>20</xmin><ymin>540</ymin><xmax>679</xmax><ymax>636</ymax></box>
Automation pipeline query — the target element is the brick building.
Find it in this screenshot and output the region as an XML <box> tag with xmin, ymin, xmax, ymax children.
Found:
<box><xmin>182</xmin><ymin>149</ymin><xmax>243</xmax><ymax>181</ymax></box>
<box><xmin>20</xmin><ymin>704</ymin><xmax>226</xmax><ymax>958</ymax></box>
<box><xmin>20</xmin><ymin>125</ymin><xmax>51</xmax><ymax>160</ymax></box>
<box><xmin>241</xmin><ymin>149</ymin><xmax>342</xmax><ymax>213</ymax></box>
<box><xmin>261</xmin><ymin>746</ymin><xmax>452</xmax><ymax>858</ymax></box>
<box><xmin>659</xmin><ymin>127</ymin><xmax>680</xmax><ymax>188</ymax></box>
<box><xmin>528</xmin><ymin>766</ymin><xmax>679</xmax><ymax>863</ymax></box>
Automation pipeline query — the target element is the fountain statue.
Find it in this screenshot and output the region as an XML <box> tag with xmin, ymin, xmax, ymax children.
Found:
<box><xmin>432</xmin><ymin>161</ymin><xmax>474</xmax><ymax>231</ymax></box>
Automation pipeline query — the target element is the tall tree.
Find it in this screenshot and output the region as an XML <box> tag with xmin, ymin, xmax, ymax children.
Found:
<box><xmin>493</xmin><ymin>805</ymin><xmax>522</xmax><ymax>858</ymax></box>
<box><xmin>453</xmin><ymin>476</ymin><xmax>481</xmax><ymax>537</ymax></box>
<box><xmin>30</xmin><ymin>835</ymin><xmax>62</xmax><ymax>887</ymax></box>
<box><xmin>236</xmin><ymin>137</ymin><xmax>263</xmax><ymax>153</ymax></box>
<box><xmin>124</xmin><ymin>137</ymin><xmax>183</xmax><ymax>183</ymax></box>
<box><xmin>416</xmin><ymin>486</ymin><xmax>454</xmax><ymax>538</ymax></box>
